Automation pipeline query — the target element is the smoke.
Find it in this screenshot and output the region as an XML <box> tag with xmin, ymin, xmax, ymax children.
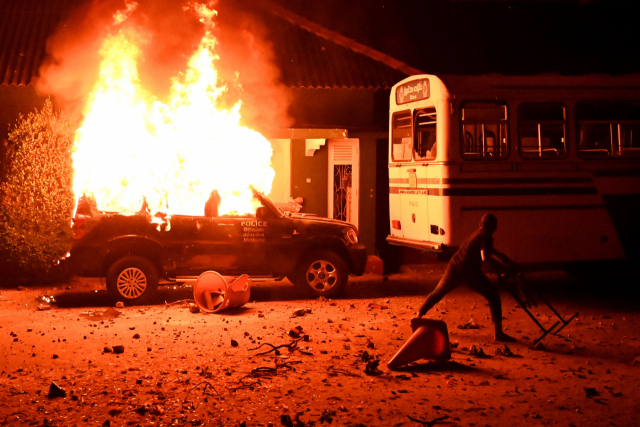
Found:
<box><xmin>36</xmin><ymin>0</ymin><xmax>293</xmax><ymax>134</ymax></box>
<box><xmin>213</xmin><ymin>1</ymin><xmax>294</xmax><ymax>135</ymax></box>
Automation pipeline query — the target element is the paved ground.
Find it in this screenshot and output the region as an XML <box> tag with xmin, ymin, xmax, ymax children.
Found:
<box><xmin>1</xmin><ymin>263</ymin><xmax>639</xmax><ymax>426</ymax></box>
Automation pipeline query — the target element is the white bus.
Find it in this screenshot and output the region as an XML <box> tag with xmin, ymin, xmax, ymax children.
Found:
<box><xmin>387</xmin><ymin>74</ymin><xmax>640</xmax><ymax>264</ymax></box>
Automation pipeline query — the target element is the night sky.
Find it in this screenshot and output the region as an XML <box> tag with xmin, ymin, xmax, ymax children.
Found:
<box><xmin>272</xmin><ymin>0</ymin><xmax>640</xmax><ymax>75</ymax></box>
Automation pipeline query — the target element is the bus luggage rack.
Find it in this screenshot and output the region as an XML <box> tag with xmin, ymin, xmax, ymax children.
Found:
<box><xmin>500</xmin><ymin>273</ymin><xmax>579</xmax><ymax>345</ymax></box>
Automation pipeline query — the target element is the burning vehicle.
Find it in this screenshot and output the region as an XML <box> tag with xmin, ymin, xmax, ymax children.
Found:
<box><xmin>70</xmin><ymin>189</ymin><xmax>367</xmax><ymax>302</ymax></box>
<box><xmin>50</xmin><ymin>1</ymin><xmax>369</xmax><ymax>302</ymax></box>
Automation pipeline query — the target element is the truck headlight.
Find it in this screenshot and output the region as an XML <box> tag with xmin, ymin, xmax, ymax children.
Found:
<box><xmin>344</xmin><ymin>228</ymin><xmax>358</xmax><ymax>245</ymax></box>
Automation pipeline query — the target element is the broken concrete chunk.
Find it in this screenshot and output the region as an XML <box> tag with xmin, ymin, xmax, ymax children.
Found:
<box><xmin>113</xmin><ymin>345</ymin><xmax>125</xmax><ymax>354</ymax></box>
<box><xmin>469</xmin><ymin>345</ymin><xmax>489</xmax><ymax>358</ymax></box>
<box><xmin>104</xmin><ymin>346</ymin><xmax>113</xmax><ymax>353</ymax></box>
<box><xmin>47</xmin><ymin>382</ymin><xmax>66</xmax><ymax>399</ymax></box>
<box><xmin>364</xmin><ymin>359</ymin><xmax>383</xmax><ymax>376</ymax></box>
<box><xmin>458</xmin><ymin>319</ymin><xmax>480</xmax><ymax>329</ymax></box>
<box><xmin>291</xmin><ymin>308</ymin><xmax>312</xmax><ymax>318</ymax></box>
<box><xmin>495</xmin><ymin>345</ymin><xmax>517</xmax><ymax>357</ymax></box>
<box><xmin>115</xmin><ymin>301</ymin><xmax>125</xmax><ymax>308</ymax></box>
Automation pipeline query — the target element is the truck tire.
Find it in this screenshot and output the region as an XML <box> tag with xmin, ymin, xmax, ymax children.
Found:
<box><xmin>107</xmin><ymin>256</ymin><xmax>159</xmax><ymax>304</ymax></box>
<box><xmin>292</xmin><ymin>250</ymin><xmax>348</xmax><ymax>298</ymax></box>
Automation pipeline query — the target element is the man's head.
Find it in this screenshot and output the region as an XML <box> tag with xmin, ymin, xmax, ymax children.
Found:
<box><xmin>479</xmin><ymin>213</ymin><xmax>498</xmax><ymax>233</ymax></box>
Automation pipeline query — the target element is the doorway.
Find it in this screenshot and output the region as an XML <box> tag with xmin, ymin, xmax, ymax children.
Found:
<box><xmin>327</xmin><ymin>139</ymin><xmax>360</xmax><ymax>228</ymax></box>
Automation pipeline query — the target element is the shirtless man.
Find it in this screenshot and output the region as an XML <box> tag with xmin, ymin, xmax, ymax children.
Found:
<box><xmin>417</xmin><ymin>214</ymin><xmax>518</xmax><ymax>342</ymax></box>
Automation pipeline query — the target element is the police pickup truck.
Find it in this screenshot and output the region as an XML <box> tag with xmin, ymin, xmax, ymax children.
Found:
<box><xmin>69</xmin><ymin>190</ymin><xmax>367</xmax><ymax>302</ymax></box>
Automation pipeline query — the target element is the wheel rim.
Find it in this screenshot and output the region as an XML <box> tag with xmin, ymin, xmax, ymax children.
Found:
<box><xmin>116</xmin><ymin>267</ymin><xmax>147</xmax><ymax>299</ymax></box>
<box><xmin>305</xmin><ymin>260</ymin><xmax>339</xmax><ymax>292</ymax></box>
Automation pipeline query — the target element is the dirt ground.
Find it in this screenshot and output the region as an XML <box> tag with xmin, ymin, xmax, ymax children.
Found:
<box><xmin>1</xmin><ymin>263</ymin><xmax>639</xmax><ymax>427</ymax></box>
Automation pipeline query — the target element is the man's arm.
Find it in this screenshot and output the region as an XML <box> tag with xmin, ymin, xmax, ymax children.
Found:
<box><xmin>482</xmin><ymin>247</ymin><xmax>519</xmax><ymax>276</ymax></box>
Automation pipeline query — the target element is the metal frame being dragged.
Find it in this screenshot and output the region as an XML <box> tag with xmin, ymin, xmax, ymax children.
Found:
<box><xmin>502</xmin><ymin>273</ymin><xmax>579</xmax><ymax>345</ymax></box>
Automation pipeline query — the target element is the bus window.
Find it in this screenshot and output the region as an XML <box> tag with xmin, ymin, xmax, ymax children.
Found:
<box><xmin>518</xmin><ymin>103</ymin><xmax>567</xmax><ymax>159</ymax></box>
<box><xmin>461</xmin><ymin>101</ymin><xmax>509</xmax><ymax>160</ymax></box>
<box><xmin>414</xmin><ymin>107</ymin><xmax>437</xmax><ymax>161</ymax></box>
<box><xmin>577</xmin><ymin>101</ymin><xmax>640</xmax><ymax>158</ymax></box>
<box><xmin>391</xmin><ymin>110</ymin><xmax>412</xmax><ymax>161</ymax></box>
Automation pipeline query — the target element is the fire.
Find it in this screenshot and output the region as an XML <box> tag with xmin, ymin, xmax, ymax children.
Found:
<box><xmin>72</xmin><ymin>2</ymin><xmax>275</xmax><ymax>221</ymax></box>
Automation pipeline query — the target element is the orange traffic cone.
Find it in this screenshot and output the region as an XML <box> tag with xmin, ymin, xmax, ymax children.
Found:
<box><xmin>387</xmin><ymin>318</ymin><xmax>451</xmax><ymax>370</ymax></box>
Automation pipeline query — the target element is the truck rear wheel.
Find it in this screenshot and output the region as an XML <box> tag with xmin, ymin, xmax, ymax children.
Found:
<box><xmin>107</xmin><ymin>256</ymin><xmax>158</xmax><ymax>304</ymax></box>
<box><xmin>292</xmin><ymin>250</ymin><xmax>348</xmax><ymax>298</ymax></box>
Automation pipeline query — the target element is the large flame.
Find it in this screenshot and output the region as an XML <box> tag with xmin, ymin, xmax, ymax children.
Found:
<box><xmin>73</xmin><ymin>2</ymin><xmax>275</xmax><ymax>220</ymax></box>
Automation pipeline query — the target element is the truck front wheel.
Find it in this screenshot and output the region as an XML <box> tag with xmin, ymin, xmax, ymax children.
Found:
<box><xmin>292</xmin><ymin>250</ymin><xmax>348</xmax><ymax>297</ymax></box>
<box><xmin>107</xmin><ymin>256</ymin><xmax>159</xmax><ymax>304</ymax></box>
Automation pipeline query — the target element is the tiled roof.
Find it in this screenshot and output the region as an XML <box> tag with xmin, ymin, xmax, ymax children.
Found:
<box><xmin>0</xmin><ymin>0</ymin><xmax>418</xmax><ymax>89</ymax></box>
<box><xmin>251</xmin><ymin>0</ymin><xmax>420</xmax><ymax>89</ymax></box>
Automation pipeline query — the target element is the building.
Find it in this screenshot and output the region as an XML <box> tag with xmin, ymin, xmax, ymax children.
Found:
<box><xmin>0</xmin><ymin>0</ymin><xmax>423</xmax><ymax>260</ymax></box>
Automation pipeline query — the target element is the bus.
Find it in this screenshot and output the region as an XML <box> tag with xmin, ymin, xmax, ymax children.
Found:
<box><xmin>387</xmin><ymin>74</ymin><xmax>640</xmax><ymax>264</ymax></box>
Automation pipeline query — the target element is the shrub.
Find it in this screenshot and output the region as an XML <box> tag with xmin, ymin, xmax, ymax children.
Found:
<box><xmin>0</xmin><ymin>99</ymin><xmax>75</xmax><ymax>284</ymax></box>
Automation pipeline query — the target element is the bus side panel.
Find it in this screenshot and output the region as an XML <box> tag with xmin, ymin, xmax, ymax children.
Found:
<box><xmin>447</xmin><ymin>197</ymin><xmax>625</xmax><ymax>263</ymax></box>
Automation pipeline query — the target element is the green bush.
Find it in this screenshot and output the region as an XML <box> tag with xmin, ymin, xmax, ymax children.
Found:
<box><xmin>0</xmin><ymin>99</ymin><xmax>75</xmax><ymax>284</ymax></box>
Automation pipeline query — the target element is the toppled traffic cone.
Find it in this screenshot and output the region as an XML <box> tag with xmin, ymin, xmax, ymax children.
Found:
<box><xmin>387</xmin><ymin>318</ymin><xmax>451</xmax><ymax>370</ymax></box>
<box><xmin>193</xmin><ymin>272</ymin><xmax>251</xmax><ymax>313</ymax></box>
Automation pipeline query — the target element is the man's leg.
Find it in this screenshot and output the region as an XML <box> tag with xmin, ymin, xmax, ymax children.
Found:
<box><xmin>418</xmin><ymin>268</ymin><xmax>461</xmax><ymax>318</ymax></box>
<box><xmin>468</xmin><ymin>273</ymin><xmax>516</xmax><ymax>342</ymax></box>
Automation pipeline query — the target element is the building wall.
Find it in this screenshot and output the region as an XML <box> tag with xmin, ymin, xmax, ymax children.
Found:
<box><xmin>286</xmin><ymin>87</ymin><xmax>392</xmax><ymax>257</ymax></box>
<box><xmin>290</xmin><ymin>138</ymin><xmax>328</xmax><ymax>217</ymax></box>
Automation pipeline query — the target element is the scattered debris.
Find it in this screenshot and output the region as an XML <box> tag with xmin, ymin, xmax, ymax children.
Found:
<box><xmin>133</xmin><ymin>333</ymin><xmax>140</xmax><ymax>339</ymax></box>
<box><xmin>290</xmin><ymin>308</ymin><xmax>312</xmax><ymax>318</ymax></box>
<box><xmin>165</xmin><ymin>299</ymin><xmax>197</xmax><ymax>308</ymax></box>
<box><xmin>584</xmin><ymin>387</ymin><xmax>599</xmax><ymax>398</ymax></box>
<box><xmin>115</xmin><ymin>301</ymin><xmax>125</xmax><ymax>308</ymax></box>
<box><xmin>469</xmin><ymin>345</ymin><xmax>489</xmax><ymax>358</ymax></box>
<box><xmin>407</xmin><ymin>415</ymin><xmax>450</xmax><ymax>426</ymax></box>
<box><xmin>182</xmin><ymin>381</ymin><xmax>225</xmax><ymax>409</ymax></box>
<box><xmin>288</xmin><ymin>325</ymin><xmax>304</xmax><ymax>338</ymax></box>
<box><xmin>319</xmin><ymin>409</ymin><xmax>336</xmax><ymax>424</ymax></box>
<box><xmin>47</xmin><ymin>382</ymin><xmax>66</xmax><ymax>399</ymax></box>
<box><xmin>103</xmin><ymin>346</ymin><xmax>113</xmax><ymax>353</ymax></box>
<box><xmin>249</xmin><ymin>335</ymin><xmax>305</xmax><ymax>356</ymax></box>
<box><xmin>80</xmin><ymin>307</ymin><xmax>121</xmax><ymax>320</ymax></box>
<box><xmin>188</xmin><ymin>303</ymin><xmax>200</xmax><ymax>313</ymax></box>
<box><xmin>534</xmin><ymin>342</ymin><xmax>547</xmax><ymax>351</ymax></box>
<box><xmin>458</xmin><ymin>319</ymin><xmax>480</xmax><ymax>329</ymax></box>
<box><xmin>360</xmin><ymin>350</ymin><xmax>375</xmax><ymax>363</ymax></box>
<box><xmin>113</xmin><ymin>345</ymin><xmax>125</xmax><ymax>354</ymax></box>
<box><xmin>35</xmin><ymin>295</ymin><xmax>56</xmax><ymax>304</ymax></box>
<box><xmin>495</xmin><ymin>345</ymin><xmax>518</xmax><ymax>357</ymax></box>
<box><xmin>231</xmin><ymin>339</ymin><xmax>239</xmax><ymax>347</ymax></box>
<box><xmin>327</xmin><ymin>367</ymin><xmax>360</xmax><ymax>378</ymax></box>
<box><xmin>249</xmin><ymin>360</ymin><xmax>302</xmax><ymax>379</ymax></box>
<box><xmin>364</xmin><ymin>359</ymin><xmax>383</xmax><ymax>376</ymax></box>
<box><xmin>368</xmin><ymin>303</ymin><xmax>389</xmax><ymax>310</ymax></box>
<box><xmin>37</xmin><ymin>304</ymin><xmax>51</xmax><ymax>311</ymax></box>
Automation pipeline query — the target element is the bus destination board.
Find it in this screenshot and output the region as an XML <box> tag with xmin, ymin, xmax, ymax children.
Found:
<box><xmin>396</xmin><ymin>79</ymin><xmax>430</xmax><ymax>105</ymax></box>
